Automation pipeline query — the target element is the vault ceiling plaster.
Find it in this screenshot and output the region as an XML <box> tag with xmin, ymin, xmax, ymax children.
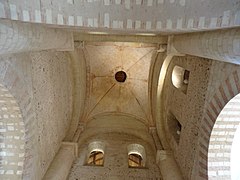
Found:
<box><xmin>81</xmin><ymin>42</ymin><xmax>157</xmax><ymax>126</ymax></box>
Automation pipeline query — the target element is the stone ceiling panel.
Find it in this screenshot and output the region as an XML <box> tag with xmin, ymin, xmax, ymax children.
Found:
<box><xmin>82</xmin><ymin>42</ymin><xmax>157</xmax><ymax>126</ymax></box>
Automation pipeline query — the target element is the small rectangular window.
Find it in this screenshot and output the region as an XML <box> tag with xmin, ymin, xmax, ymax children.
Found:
<box><xmin>167</xmin><ymin>112</ymin><xmax>182</xmax><ymax>144</ymax></box>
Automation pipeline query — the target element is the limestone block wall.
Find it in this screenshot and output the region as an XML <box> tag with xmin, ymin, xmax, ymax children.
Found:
<box><xmin>31</xmin><ymin>51</ymin><xmax>73</xmax><ymax>179</ymax></box>
<box><xmin>0</xmin><ymin>50</ymin><xmax>73</xmax><ymax>179</ymax></box>
<box><xmin>0</xmin><ymin>0</ymin><xmax>239</xmax><ymax>33</ymax></box>
<box><xmin>162</xmin><ymin>55</ymin><xmax>212</xmax><ymax>179</ymax></box>
<box><xmin>68</xmin><ymin>132</ymin><xmax>161</xmax><ymax>180</ymax></box>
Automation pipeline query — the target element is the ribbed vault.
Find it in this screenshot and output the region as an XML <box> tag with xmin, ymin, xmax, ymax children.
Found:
<box><xmin>81</xmin><ymin>42</ymin><xmax>157</xmax><ymax>126</ymax></box>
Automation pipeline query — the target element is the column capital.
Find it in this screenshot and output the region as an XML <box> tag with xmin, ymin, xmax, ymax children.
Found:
<box><xmin>156</xmin><ymin>150</ymin><xmax>173</xmax><ymax>163</ymax></box>
<box><xmin>62</xmin><ymin>141</ymin><xmax>78</xmax><ymax>158</ymax></box>
<box><xmin>167</xmin><ymin>36</ymin><xmax>185</xmax><ymax>56</ymax></box>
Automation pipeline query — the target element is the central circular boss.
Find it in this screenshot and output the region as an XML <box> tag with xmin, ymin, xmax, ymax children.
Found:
<box><xmin>115</xmin><ymin>71</ymin><xmax>127</xmax><ymax>83</ymax></box>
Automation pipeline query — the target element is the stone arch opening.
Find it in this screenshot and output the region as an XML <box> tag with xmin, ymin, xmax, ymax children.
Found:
<box><xmin>208</xmin><ymin>93</ymin><xmax>240</xmax><ymax>179</ymax></box>
<box><xmin>0</xmin><ymin>84</ymin><xmax>25</xmax><ymax>179</ymax></box>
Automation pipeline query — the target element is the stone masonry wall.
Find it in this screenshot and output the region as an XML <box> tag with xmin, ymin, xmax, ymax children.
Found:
<box><xmin>162</xmin><ymin>55</ymin><xmax>240</xmax><ymax>179</ymax></box>
<box><xmin>68</xmin><ymin>132</ymin><xmax>161</xmax><ymax>180</ymax></box>
<box><xmin>0</xmin><ymin>50</ymin><xmax>73</xmax><ymax>179</ymax></box>
<box><xmin>31</xmin><ymin>50</ymin><xmax>73</xmax><ymax>179</ymax></box>
<box><xmin>162</xmin><ymin>55</ymin><xmax>212</xmax><ymax>179</ymax></box>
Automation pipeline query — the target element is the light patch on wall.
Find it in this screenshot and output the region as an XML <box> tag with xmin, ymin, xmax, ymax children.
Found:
<box><xmin>87</xmin><ymin>31</ymin><xmax>108</xmax><ymax>35</ymax></box>
<box><xmin>88</xmin><ymin>18</ymin><xmax>94</xmax><ymax>27</ymax></box>
<box><xmin>147</xmin><ymin>0</ymin><xmax>153</xmax><ymax>6</ymax></box>
<box><xmin>146</xmin><ymin>21</ymin><xmax>152</xmax><ymax>30</ymax></box>
<box><xmin>104</xmin><ymin>0</ymin><xmax>110</xmax><ymax>5</ymax></box>
<box><xmin>104</xmin><ymin>13</ymin><xmax>110</xmax><ymax>28</ymax></box>
<box><xmin>135</xmin><ymin>20</ymin><xmax>141</xmax><ymax>29</ymax></box>
<box><xmin>125</xmin><ymin>0</ymin><xmax>130</xmax><ymax>9</ymax></box>
<box><xmin>234</xmin><ymin>11</ymin><xmax>240</xmax><ymax>25</ymax></box>
<box><xmin>35</xmin><ymin>10</ymin><xmax>41</xmax><ymax>23</ymax></box>
<box><xmin>112</xmin><ymin>20</ymin><xmax>123</xmax><ymax>29</ymax></box>
<box><xmin>127</xmin><ymin>19</ymin><xmax>133</xmax><ymax>29</ymax></box>
<box><xmin>198</xmin><ymin>17</ymin><xmax>205</xmax><ymax>28</ymax></box>
<box><xmin>115</xmin><ymin>0</ymin><xmax>121</xmax><ymax>5</ymax></box>
<box><xmin>112</xmin><ymin>20</ymin><xmax>118</xmax><ymax>28</ymax></box>
<box><xmin>166</xmin><ymin>19</ymin><xmax>172</xmax><ymax>29</ymax></box>
<box><xmin>187</xmin><ymin>18</ymin><xmax>194</xmax><ymax>29</ymax></box>
<box><xmin>177</xmin><ymin>18</ymin><xmax>183</xmax><ymax>29</ymax></box>
<box><xmin>67</xmin><ymin>0</ymin><xmax>74</xmax><ymax>4</ymax></box>
<box><xmin>119</xmin><ymin>21</ymin><xmax>123</xmax><ymax>29</ymax></box>
<box><xmin>136</xmin><ymin>0</ymin><xmax>142</xmax><ymax>5</ymax></box>
<box><xmin>156</xmin><ymin>21</ymin><xmax>162</xmax><ymax>29</ymax></box>
<box><xmin>135</xmin><ymin>33</ymin><xmax>156</xmax><ymax>36</ymax></box>
<box><xmin>233</xmin><ymin>38</ymin><xmax>240</xmax><ymax>56</ymax></box>
<box><xmin>179</xmin><ymin>0</ymin><xmax>185</xmax><ymax>6</ymax></box>
<box><xmin>93</xmin><ymin>18</ymin><xmax>98</xmax><ymax>27</ymax></box>
<box><xmin>68</xmin><ymin>16</ymin><xmax>74</xmax><ymax>26</ymax></box>
<box><xmin>46</xmin><ymin>9</ymin><xmax>53</xmax><ymax>24</ymax></box>
<box><xmin>222</xmin><ymin>10</ymin><xmax>230</xmax><ymax>27</ymax></box>
<box><xmin>22</xmin><ymin>10</ymin><xmax>30</xmax><ymax>22</ymax></box>
<box><xmin>0</xmin><ymin>3</ymin><xmax>5</xmax><ymax>18</ymax></box>
<box><xmin>57</xmin><ymin>14</ymin><xmax>64</xmax><ymax>25</ymax></box>
<box><xmin>10</xmin><ymin>4</ymin><xmax>18</xmax><ymax>20</ymax></box>
<box><xmin>209</xmin><ymin>17</ymin><xmax>217</xmax><ymax>28</ymax></box>
<box><xmin>158</xmin><ymin>0</ymin><xmax>164</xmax><ymax>4</ymax></box>
<box><xmin>77</xmin><ymin>16</ymin><xmax>83</xmax><ymax>26</ymax></box>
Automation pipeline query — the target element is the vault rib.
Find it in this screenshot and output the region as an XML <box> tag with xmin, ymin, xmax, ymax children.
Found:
<box><xmin>86</xmin><ymin>83</ymin><xmax>116</xmax><ymax>119</ymax></box>
<box><xmin>129</xmin><ymin>88</ymin><xmax>149</xmax><ymax>123</ymax></box>
<box><xmin>126</xmin><ymin>49</ymin><xmax>154</xmax><ymax>72</ymax></box>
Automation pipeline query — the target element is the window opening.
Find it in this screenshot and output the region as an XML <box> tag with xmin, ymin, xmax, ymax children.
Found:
<box><xmin>167</xmin><ymin>112</ymin><xmax>182</xmax><ymax>144</ymax></box>
<box><xmin>86</xmin><ymin>141</ymin><xmax>105</xmax><ymax>166</ymax></box>
<box><xmin>172</xmin><ymin>66</ymin><xmax>190</xmax><ymax>94</ymax></box>
<box><xmin>128</xmin><ymin>153</ymin><xmax>143</xmax><ymax>167</ymax></box>
<box><xmin>127</xmin><ymin>144</ymin><xmax>146</xmax><ymax>168</ymax></box>
<box><xmin>87</xmin><ymin>150</ymin><xmax>104</xmax><ymax>166</ymax></box>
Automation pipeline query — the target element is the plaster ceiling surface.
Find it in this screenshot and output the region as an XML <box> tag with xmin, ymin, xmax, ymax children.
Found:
<box><xmin>81</xmin><ymin>42</ymin><xmax>157</xmax><ymax>126</ymax></box>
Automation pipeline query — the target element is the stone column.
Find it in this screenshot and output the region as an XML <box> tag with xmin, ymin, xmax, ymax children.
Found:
<box><xmin>43</xmin><ymin>142</ymin><xmax>78</xmax><ymax>180</ymax></box>
<box><xmin>0</xmin><ymin>19</ymin><xmax>73</xmax><ymax>55</ymax></box>
<box><xmin>172</xmin><ymin>28</ymin><xmax>240</xmax><ymax>65</ymax></box>
<box><xmin>156</xmin><ymin>150</ymin><xmax>184</xmax><ymax>180</ymax></box>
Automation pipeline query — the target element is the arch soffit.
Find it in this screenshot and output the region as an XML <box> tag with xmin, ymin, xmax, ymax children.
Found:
<box><xmin>198</xmin><ymin>70</ymin><xmax>240</xmax><ymax>179</ymax></box>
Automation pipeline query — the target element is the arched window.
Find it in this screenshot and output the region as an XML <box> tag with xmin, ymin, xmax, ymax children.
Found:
<box><xmin>87</xmin><ymin>151</ymin><xmax>104</xmax><ymax>165</ymax></box>
<box><xmin>128</xmin><ymin>153</ymin><xmax>143</xmax><ymax>167</ymax></box>
<box><xmin>172</xmin><ymin>66</ymin><xmax>190</xmax><ymax>94</ymax></box>
<box><xmin>86</xmin><ymin>141</ymin><xmax>105</xmax><ymax>166</ymax></box>
<box><xmin>127</xmin><ymin>144</ymin><xmax>146</xmax><ymax>168</ymax></box>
